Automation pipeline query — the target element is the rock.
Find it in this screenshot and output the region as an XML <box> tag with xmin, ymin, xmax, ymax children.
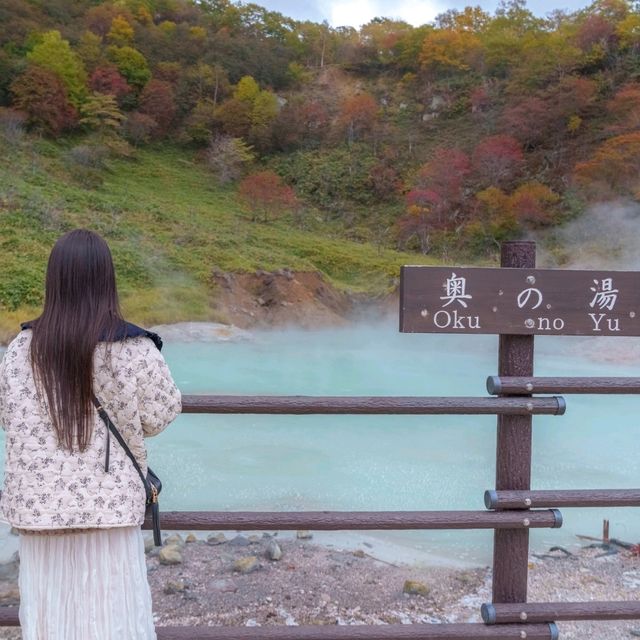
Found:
<box><xmin>9</xmin><ymin>528</ymin><xmax>19</xmax><ymax>537</ymax></box>
<box><xmin>296</xmin><ymin>530</ymin><xmax>313</xmax><ymax>540</ymax></box>
<box><xmin>0</xmin><ymin>552</ymin><xmax>19</xmax><ymax>581</ymax></box>
<box><xmin>158</xmin><ymin>545</ymin><xmax>183</xmax><ymax>565</ymax></box>
<box><xmin>209</xmin><ymin>578</ymin><xmax>238</xmax><ymax>593</ymax></box>
<box><xmin>230</xmin><ymin>535</ymin><xmax>250</xmax><ymax>547</ymax></box>
<box><xmin>352</xmin><ymin>549</ymin><xmax>366</xmax><ymax>558</ymax></box>
<box><xmin>144</xmin><ymin>536</ymin><xmax>155</xmax><ymax>554</ymax></box>
<box><xmin>267</xmin><ymin>539</ymin><xmax>282</xmax><ymax>561</ymax></box>
<box><xmin>0</xmin><ymin>583</ymin><xmax>20</xmax><ymax>606</ymax></box>
<box><xmin>629</xmin><ymin>629</ymin><xmax>640</xmax><ymax>637</ymax></box>
<box><xmin>185</xmin><ymin>533</ymin><xmax>197</xmax><ymax>543</ymax></box>
<box><xmin>403</xmin><ymin>580</ymin><xmax>430</xmax><ymax>597</ymax></box>
<box><xmin>164</xmin><ymin>580</ymin><xmax>186</xmax><ymax>595</ymax></box>
<box><xmin>207</xmin><ymin>533</ymin><xmax>227</xmax><ymax>545</ymax></box>
<box><xmin>248</xmin><ymin>534</ymin><xmax>261</xmax><ymax>544</ymax></box>
<box><xmin>164</xmin><ymin>534</ymin><xmax>185</xmax><ymax>548</ymax></box>
<box><xmin>233</xmin><ymin>556</ymin><xmax>259</xmax><ymax>574</ymax></box>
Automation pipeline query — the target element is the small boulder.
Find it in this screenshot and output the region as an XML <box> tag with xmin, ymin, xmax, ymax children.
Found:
<box><xmin>233</xmin><ymin>556</ymin><xmax>259</xmax><ymax>574</ymax></box>
<box><xmin>206</xmin><ymin>533</ymin><xmax>227</xmax><ymax>546</ymax></box>
<box><xmin>267</xmin><ymin>539</ymin><xmax>282</xmax><ymax>561</ymax></box>
<box><xmin>209</xmin><ymin>579</ymin><xmax>238</xmax><ymax>593</ymax></box>
<box><xmin>164</xmin><ymin>534</ymin><xmax>185</xmax><ymax>547</ymax></box>
<box><xmin>403</xmin><ymin>580</ymin><xmax>430</xmax><ymax>597</ymax></box>
<box><xmin>164</xmin><ymin>580</ymin><xmax>186</xmax><ymax>595</ymax></box>
<box><xmin>248</xmin><ymin>534</ymin><xmax>261</xmax><ymax>544</ymax></box>
<box><xmin>144</xmin><ymin>537</ymin><xmax>155</xmax><ymax>554</ymax></box>
<box><xmin>185</xmin><ymin>533</ymin><xmax>197</xmax><ymax>543</ymax></box>
<box><xmin>296</xmin><ymin>530</ymin><xmax>312</xmax><ymax>540</ymax></box>
<box><xmin>159</xmin><ymin>545</ymin><xmax>183</xmax><ymax>565</ymax></box>
<box><xmin>230</xmin><ymin>535</ymin><xmax>250</xmax><ymax>547</ymax></box>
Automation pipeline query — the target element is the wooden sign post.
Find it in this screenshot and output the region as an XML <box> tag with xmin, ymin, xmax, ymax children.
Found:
<box><xmin>400</xmin><ymin>241</ymin><xmax>593</xmax><ymax>605</ymax></box>
<box><xmin>400</xmin><ymin>263</ymin><xmax>638</xmax><ymax>336</ymax></box>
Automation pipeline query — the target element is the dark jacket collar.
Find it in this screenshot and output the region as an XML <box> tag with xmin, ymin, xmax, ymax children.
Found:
<box><xmin>20</xmin><ymin>320</ymin><xmax>163</xmax><ymax>351</ymax></box>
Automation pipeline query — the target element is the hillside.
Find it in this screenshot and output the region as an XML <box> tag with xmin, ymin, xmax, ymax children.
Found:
<box><xmin>0</xmin><ymin>136</ymin><xmax>436</xmax><ymax>342</ymax></box>
<box><xmin>2</xmin><ymin>0</ymin><xmax>640</xmax><ymax>333</ymax></box>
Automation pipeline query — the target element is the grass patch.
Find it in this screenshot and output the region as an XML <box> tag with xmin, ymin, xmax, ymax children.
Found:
<box><xmin>0</xmin><ymin>138</ymin><xmax>437</xmax><ymax>331</ymax></box>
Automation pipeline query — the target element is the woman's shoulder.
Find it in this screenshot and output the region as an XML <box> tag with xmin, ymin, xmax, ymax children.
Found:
<box><xmin>5</xmin><ymin>327</ymin><xmax>32</xmax><ymax>355</ymax></box>
<box><xmin>109</xmin><ymin>322</ymin><xmax>163</xmax><ymax>352</ymax></box>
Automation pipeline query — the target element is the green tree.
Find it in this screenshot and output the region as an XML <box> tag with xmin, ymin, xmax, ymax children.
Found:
<box><xmin>107</xmin><ymin>45</ymin><xmax>151</xmax><ymax>88</ymax></box>
<box><xmin>249</xmin><ymin>89</ymin><xmax>278</xmax><ymax>151</ymax></box>
<box><xmin>27</xmin><ymin>30</ymin><xmax>87</xmax><ymax>106</ymax></box>
<box><xmin>107</xmin><ymin>15</ymin><xmax>135</xmax><ymax>46</ymax></box>
<box><xmin>233</xmin><ymin>75</ymin><xmax>260</xmax><ymax>103</ymax></box>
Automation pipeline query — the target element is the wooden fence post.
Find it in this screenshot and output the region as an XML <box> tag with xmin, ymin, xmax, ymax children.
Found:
<box><xmin>492</xmin><ymin>240</ymin><xmax>536</xmax><ymax>603</ymax></box>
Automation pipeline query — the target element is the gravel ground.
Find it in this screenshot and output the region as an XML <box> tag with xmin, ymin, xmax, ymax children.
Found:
<box><xmin>0</xmin><ymin>532</ymin><xmax>638</xmax><ymax>638</ymax></box>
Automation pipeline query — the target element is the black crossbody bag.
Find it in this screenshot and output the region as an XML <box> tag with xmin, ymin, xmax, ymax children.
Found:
<box><xmin>92</xmin><ymin>395</ymin><xmax>163</xmax><ymax>546</ymax></box>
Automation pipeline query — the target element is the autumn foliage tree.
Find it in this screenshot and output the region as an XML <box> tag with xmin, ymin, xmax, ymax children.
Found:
<box><xmin>139</xmin><ymin>79</ymin><xmax>176</xmax><ymax>135</ymax></box>
<box><xmin>238</xmin><ymin>171</ymin><xmax>298</xmax><ymax>222</ymax></box>
<box><xmin>10</xmin><ymin>66</ymin><xmax>77</xmax><ymax>135</ymax></box>
<box><xmin>574</xmin><ymin>132</ymin><xmax>640</xmax><ymax>197</ymax></box>
<box><xmin>336</xmin><ymin>93</ymin><xmax>378</xmax><ymax>145</ymax></box>
<box><xmin>471</xmin><ymin>134</ymin><xmax>523</xmax><ymax>188</ymax></box>
<box><xmin>89</xmin><ymin>65</ymin><xmax>132</xmax><ymax>103</ymax></box>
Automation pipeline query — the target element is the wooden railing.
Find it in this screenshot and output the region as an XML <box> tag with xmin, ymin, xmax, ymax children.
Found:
<box><xmin>2</xmin><ymin>241</ymin><xmax>640</xmax><ymax>637</ymax></box>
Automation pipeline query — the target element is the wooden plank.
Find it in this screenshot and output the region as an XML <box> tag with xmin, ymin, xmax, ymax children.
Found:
<box><xmin>400</xmin><ymin>265</ymin><xmax>639</xmax><ymax>335</ymax></box>
<box><xmin>0</xmin><ymin>608</ymin><xmax>558</xmax><ymax>639</ymax></box>
<box><xmin>141</xmin><ymin>509</ymin><xmax>563</xmax><ymax>531</ymax></box>
<box><xmin>180</xmin><ymin>395</ymin><xmax>565</xmax><ymax>415</ymax></box>
<box><xmin>492</xmin><ymin>241</ymin><xmax>535</xmax><ymax>604</ymax></box>
<box><xmin>485</xmin><ymin>489</ymin><xmax>640</xmax><ymax>509</ymax></box>
<box><xmin>487</xmin><ymin>376</ymin><xmax>640</xmax><ymax>395</ymax></box>
<box><xmin>482</xmin><ymin>601</ymin><xmax>640</xmax><ymax>623</ymax></box>
<box><xmin>156</xmin><ymin>624</ymin><xmax>559</xmax><ymax>640</ymax></box>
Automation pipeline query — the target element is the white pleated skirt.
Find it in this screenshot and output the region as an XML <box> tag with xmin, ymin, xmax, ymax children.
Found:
<box><xmin>18</xmin><ymin>526</ymin><xmax>157</xmax><ymax>640</ymax></box>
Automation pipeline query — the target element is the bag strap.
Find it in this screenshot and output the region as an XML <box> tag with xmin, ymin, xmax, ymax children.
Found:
<box><xmin>92</xmin><ymin>394</ymin><xmax>152</xmax><ymax>502</ymax></box>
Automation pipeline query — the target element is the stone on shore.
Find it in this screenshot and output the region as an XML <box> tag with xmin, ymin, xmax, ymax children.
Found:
<box><xmin>267</xmin><ymin>539</ymin><xmax>282</xmax><ymax>561</ymax></box>
<box><xmin>164</xmin><ymin>534</ymin><xmax>185</xmax><ymax>548</ymax></box>
<box><xmin>233</xmin><ymin>556</ymin><xmax>259</xmax><ymax>574</ymax></box>
<box><xmin>403</xmin><ymin>580</ymin><xmax>430</xmax><ymax>597</ymax></box>
<box><xmin>296</xmin><ymin>530</ymin><xmax>313</xmax><ymax>540</ymax></box>
<box><xmin>186</xmin><ymin>533</ymin><xmax>197</xmax><ymax>543</ymax></box>
<box><xmin>159</xmin><ymin>544</ymin><xmax>183</xmax><ymax>565</ymax></box>
<box><xmin>164</xmin><ymin>580</ymin><xmax>187</xmax><ymax>594</ymax></box>
<box><xmin>207</xmin><ymin>533</ymin><xmax>227</xmax><ymax>545</ymax></box>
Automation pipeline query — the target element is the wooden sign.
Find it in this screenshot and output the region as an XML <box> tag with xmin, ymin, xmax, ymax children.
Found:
<box><xmin>400</xmin><ymin>266</ymin><xmax>640</xmax><ymax>336</ymax></box>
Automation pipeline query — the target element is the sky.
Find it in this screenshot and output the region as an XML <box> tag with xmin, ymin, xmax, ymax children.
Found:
<box><xmin>247</xmin><ymin>0</ymin><xmax>591</xmax><ymax>27</ymax></box>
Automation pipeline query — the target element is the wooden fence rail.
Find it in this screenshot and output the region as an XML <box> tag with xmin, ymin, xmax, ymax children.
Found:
<box><xmin>141</xmin><ymin>509</ymin><xmax>563</xmax><ymax>531</ymax></box>
<box><xmin>487</xmin><ymin>376</ymin><xmax>640</xmax><ymax>395</ymax></box>
<box><xmin>180</xmin><ymin>395</ymin><xmax>566</xmax><ymax>415</ymax></box>
<box><xmin>482</xmin><ymin>601</ymin><xmax>640</xmax><ymax>624</ymax></box>
<box><xmin>485</xmin><ymin>489</ymin><xmax>640</xmax><ymax>509</ymax></box>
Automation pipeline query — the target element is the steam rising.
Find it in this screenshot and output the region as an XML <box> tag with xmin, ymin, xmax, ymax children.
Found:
<box><xmin>539</xmin><ymin>200</ymin><xmax>640</xmax><ymax>270</ymax></box>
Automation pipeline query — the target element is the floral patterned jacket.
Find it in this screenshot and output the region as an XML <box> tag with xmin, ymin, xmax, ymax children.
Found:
<box><xmin>0</xmin><ymin>328</ymin><xmax>182</xmax><ymax>531</ymax></box>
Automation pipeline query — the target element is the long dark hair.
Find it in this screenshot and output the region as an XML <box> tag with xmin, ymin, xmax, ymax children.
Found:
<box><xmin>29</xmin><ymin>229</ymin><xmax>124</xmax><ymax>453</ymax></box>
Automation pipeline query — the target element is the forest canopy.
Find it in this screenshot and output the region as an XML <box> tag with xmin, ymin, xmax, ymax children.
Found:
<box><xmin>1</xmin><ymin>0</ymin><xmax>640</xmax><ymax>256</ymax></box>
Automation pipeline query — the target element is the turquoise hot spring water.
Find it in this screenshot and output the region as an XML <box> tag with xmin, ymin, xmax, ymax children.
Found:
<box><xmin>1</xmin><ymin>321</ymin><xmax>638</xmax><ymax>566</ymax></box>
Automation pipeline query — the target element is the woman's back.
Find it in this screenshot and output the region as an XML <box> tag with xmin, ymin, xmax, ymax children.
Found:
<box><xmin>0</xmin><ymin>327</ymin><xmax>181</xmax><ymax>531</ymax></box>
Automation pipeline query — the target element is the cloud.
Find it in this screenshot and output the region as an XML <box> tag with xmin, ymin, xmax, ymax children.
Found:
<box><xmin>321</xmin><ymin>0</ymin><xmax>443</xmax><ymax>27</ymax></box>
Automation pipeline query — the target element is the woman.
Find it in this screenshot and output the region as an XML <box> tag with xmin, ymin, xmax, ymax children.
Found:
<box><xmin>0</xmin><ymin>229</ymin><xmax>182</xmax><ymax>639</ymax></box>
